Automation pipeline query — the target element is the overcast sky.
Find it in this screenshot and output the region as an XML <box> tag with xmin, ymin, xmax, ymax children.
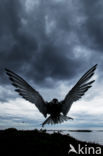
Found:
<box><xmin>0</xmin><ymin>0</ymin><xmax>103</xmax><ymax>130</ymax></box>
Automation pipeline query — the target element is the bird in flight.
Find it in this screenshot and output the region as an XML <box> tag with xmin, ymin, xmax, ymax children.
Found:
<box><xmin>5</xmin><ymin>64</ymin><xmax>97</xmax><ymax>127</ymax></box>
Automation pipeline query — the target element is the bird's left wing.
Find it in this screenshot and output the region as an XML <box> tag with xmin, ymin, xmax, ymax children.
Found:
<box><xmin>5</xmin><ymin>69</ymin><xmax>47</xmax><ymax>117</ymax></box>
<box><xmin>61</xmin><ymin>64</ymin><xmax>97</xmax><ymax>115</ymax></box>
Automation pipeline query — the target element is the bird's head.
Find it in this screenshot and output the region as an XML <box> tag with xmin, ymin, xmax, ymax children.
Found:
<box><xmin>51</xmin><ymin>98</ymin><xmax>59</xmax><ymax>104</ymax></box>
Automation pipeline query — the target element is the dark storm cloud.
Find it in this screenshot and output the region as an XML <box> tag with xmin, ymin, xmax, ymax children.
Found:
<box><xmin>0</xmin><ymin>0</ymin><xmax>102</xmax><ymax>89</ymax></box>
<box><xmin>0</xmin><ymin>0</ymin><xmax>103</xmax><ymax>130</ymax></box>
<box><xmin>76</xmin><ymin>0</ymin><xmax>103</xmax><ymax>78</ymax></box>
<box><xmin>78</xmin><ymin>1</ymin><xmax>103</xmax><ymax>52</ymax></box>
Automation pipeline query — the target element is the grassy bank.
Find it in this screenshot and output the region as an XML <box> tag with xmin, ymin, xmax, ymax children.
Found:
<box><xmin>0</xmin><ymin>128</ymin><xmax>102</xmax><ymax>156</ymax></box>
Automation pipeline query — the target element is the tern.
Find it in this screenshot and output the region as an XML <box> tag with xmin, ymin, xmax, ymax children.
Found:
<box><xmin>5</xmin><ymin>64</ymin><xmax>97</xmax><ymax>127</ymax></box>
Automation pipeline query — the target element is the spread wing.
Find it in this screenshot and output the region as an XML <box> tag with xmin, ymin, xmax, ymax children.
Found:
<box><xmin>5</xmin><ymin>69</ymin><xmax>47</xmax><ymax>117</ymax></box>
<box><xmin>61</xmin><ymin>64</ymin><xmax>97</xmax><ymax>115</ymax></box>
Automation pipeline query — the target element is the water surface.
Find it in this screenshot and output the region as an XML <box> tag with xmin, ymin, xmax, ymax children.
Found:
<box><xmin>47</xmin><ymin>130</ymin><xmax>103</xmax><ymax>145</ymax></box>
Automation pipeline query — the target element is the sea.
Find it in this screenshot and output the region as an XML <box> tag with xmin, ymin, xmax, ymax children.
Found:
<box><xmin>47</xmin><ymin>130</ymin><xmax>103</xmax><ymax>145</ymax></box>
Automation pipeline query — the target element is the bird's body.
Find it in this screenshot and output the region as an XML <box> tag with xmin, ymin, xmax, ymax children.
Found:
<box><xmin>5</xmin><ymin>64</ymin><xmax>97</xmax><ymax>127</ymax></box>
<box><xmin>46</xmin><ymin>99</ymin><xmax>61</xmax><ymax>117</ymax></box>
<box><xmin>43</xmin><ymin>99</ymin><xmax>73</xmax><ymax>127</ymax></box>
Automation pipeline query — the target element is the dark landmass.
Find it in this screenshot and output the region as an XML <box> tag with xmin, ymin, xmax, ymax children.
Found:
<box><xmin>47</xmin><ymin>129</ymin><xmax>92</xmax><ymax>132</ymax></box>
<box><xmin>0</xmin><ymin>128</ymin><xmax>102</xmax><ymax>156</ymax></box>
<box><xmin>68</xmin><ymin>130</ymin><xmax>92</xmax><ymax>132</ymax></box>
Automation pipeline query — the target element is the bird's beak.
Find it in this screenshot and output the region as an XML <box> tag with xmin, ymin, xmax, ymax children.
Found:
<box><xmin>44</xmin><ymin>114</ymin><xmax>47</xmax><ymax>118</ymax></box>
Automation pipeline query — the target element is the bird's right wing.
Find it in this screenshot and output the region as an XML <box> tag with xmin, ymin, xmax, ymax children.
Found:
<box><xmin>5</xmin><ymin>69</ymin><xmax>47</xmax><ymax>117</ymax></box>
<box><xmin>61</xmin><ymin>64</ymin><xmax>97</xmax><ymax>115</ymax></box>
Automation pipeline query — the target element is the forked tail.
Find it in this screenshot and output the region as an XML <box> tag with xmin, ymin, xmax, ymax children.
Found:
<box><xmin>42</xmin><ymin>114</ymin><xmax>73</xmax><ymax>127</ymax></box>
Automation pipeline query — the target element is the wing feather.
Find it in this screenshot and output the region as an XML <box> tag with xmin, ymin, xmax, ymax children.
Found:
<box><xmin>5</xmin><ymin>69</ymin><xmax>47</xmax><ymax>117</ymax></box>
<box><xmin>61</xmin><ymin>64</ymin><xmax>97</xmax><ymax>115</ymax></box>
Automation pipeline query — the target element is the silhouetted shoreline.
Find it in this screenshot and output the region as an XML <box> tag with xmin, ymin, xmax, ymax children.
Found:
<box><xmin>0</xmin><ymin>128</ymin><xmax>102</xmax><ymax>156</ymax></box>
<box><xmin>47</xmin><ymin>129</ymin><xmax>92</xmax><ymax>132</ymax></box>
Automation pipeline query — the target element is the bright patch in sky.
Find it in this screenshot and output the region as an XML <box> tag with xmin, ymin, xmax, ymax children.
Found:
<box><xmin>0</xmin><ymin>0</ymin><xmax>103</xmax><ymax>130</ymax></box>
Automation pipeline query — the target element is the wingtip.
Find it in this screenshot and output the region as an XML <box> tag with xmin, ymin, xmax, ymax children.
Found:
<box><xmin>94</xmin><ymin>64</ymin><xmax>98</xmax><ymax>68</ymax></box>
<box><xmin>5</xmin><ymin>68</ymin><xmax>14</xmax><ymax>74</ymax></box>
<box><xmin>92</xmin><ymin>64</ymin><xmax>98</xmax><ymax>71</ymax></box>
<box><xmin>5</xmin><ymin>68</ymin><xmax>9</xmax><ymax>72</ymax></box>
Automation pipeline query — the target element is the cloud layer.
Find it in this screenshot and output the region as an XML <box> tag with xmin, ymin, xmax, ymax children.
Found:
<box><xmin>0</xmin><ymin>0</ymin><xmax>103</xmax><ymax>129</ymax></box>
<box><xmin>0</xmin><ymin>0</ymin><xmax>102</xmax><ymax>87</ymax></box>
